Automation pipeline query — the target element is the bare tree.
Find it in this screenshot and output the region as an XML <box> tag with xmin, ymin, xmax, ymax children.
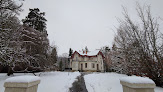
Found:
<box><xmin>114</xmin><ymin>3</ymin><xmax>163</xmax><ymax>86</ymax></box>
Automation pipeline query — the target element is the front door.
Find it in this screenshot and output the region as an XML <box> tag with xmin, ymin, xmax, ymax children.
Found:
<box><xmin>97</xmin><ymin>64</ymin><xmax>99</xmax><ymax>71</ymax></box>
<box><xmin>81</xmin><ymin>64</ymin><xmax>83</xmax><ymax>72</ymax></box>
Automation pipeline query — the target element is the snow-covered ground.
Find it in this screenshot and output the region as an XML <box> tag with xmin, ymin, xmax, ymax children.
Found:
<box><xmin>84</xmin><ymin>72</ymin><xmax>163</xmax><ymax>92</ymax></box>
<box><xmin>0</xmin><ymin>72</ymin><xmax>163</xmax><ymax>92</ymax></box>
<box><xmin>38</xmin><ymin>72</ymin><xmax>80</xmax><ymax>92</ymax></box>
<box><xmin>0</xmin><ymin>72</ymin><xmax>80</xmax><ymax>92</ymax></box>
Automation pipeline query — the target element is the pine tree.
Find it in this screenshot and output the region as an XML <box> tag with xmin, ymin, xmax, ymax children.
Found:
<box><xmin>22</xmin><ymin>8</ymin><xmax>47</xmax><ymax>33</ymax></box>
<box><xmin>105</xmin><ymin>46</ymin><xmax>110</xmax><ymax>52</ymax></box>
<box><xmin>69</xmin><ymin>48</ymin><xmax>73</xmax><ymax>57</ymax></box>
<box><xmin>59</xmin><ymin>60</ymin><xmax>63</xmax><ymax>71</ymax></box>
<box><xmin>51</xmin><ymin>47</ymin><xmax>57</xmax><ymax>64</ymax></box>
<box><xmin>22</xmin><ymin>8</ymin><xmax>50</xmax><ymax>69</ymax></box>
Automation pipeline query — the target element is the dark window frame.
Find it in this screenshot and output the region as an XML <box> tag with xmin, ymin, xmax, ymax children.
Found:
<box><xmin>85</xmin><ymin>63</ymin><xmax>87</xmax><ymax>68</ymax></box>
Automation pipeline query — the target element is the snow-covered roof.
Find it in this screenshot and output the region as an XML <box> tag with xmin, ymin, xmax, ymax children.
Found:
<box><xmin>71</xmin><ymin>50</ymin><xmax>104</xmax><ymax>59</ymax></box>
<box><xmin>78</xmin><ymin>50</ymin><xmax>100</xmax><ymax>56</ymax></box>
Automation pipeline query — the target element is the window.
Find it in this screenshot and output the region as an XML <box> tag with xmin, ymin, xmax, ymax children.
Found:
<box><xmin>81</xmin><ymin>64</ymin><xmax>83</xmax><ymax>70</ymax></box>
<box><xmin>85</xmin><ymin>63</ymin><xmax>87</xmax><ymax>68</ymax></box>
<box><xmin>91</xmin><ymin>57</ymin><xmax>93</xmax><ymax>60</ymax></box>
<box><xmin>92</xmin><ymin>63</ymin><xmax>95</xmax><ymax>68</ymax></box>
<box><xmin>76</xmin><ymin>57</ymin><xmax>78</xmax><ymax>61</ymax></box>
<box><xmin>97</xmin><ymin>64</ymin><xmax>99</xmax><ymax>70</ymax></box>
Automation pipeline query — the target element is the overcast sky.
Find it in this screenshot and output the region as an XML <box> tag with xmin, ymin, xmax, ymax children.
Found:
<box><xmin>19</xmin><ymin>0</ymin><xmax>163</xmax><ymax>55</ymax></box>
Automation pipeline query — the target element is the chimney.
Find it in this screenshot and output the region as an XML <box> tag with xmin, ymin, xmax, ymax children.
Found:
<box><xmin>83</xmin><ymin>51</ymin><xmax>85</xmax><ymax>54</ymax></box>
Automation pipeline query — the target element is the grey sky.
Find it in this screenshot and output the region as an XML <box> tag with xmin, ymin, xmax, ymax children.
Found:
<box><xmin>19</xmin><ymin>0</ymin><xmax>163</xmax><ymax>55</ymax></box>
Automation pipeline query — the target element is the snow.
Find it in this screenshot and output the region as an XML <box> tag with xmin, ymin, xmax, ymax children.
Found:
<box><xmin>37</xmin><ymin>72</ymin><xmax>80</xmax><ymax>92</ymax></box>
<box><xmin>84</xmin><ymin>72</ymin><xmax>163</xmax><ymax>92</ymax></box>
<box><xmin>156</xmin><ymin>87</ymin><xmax>163</xmax><ymax>92</ymax></box>
<box><xmin>78</xmin><ymin>50</ymin><xmax>100</xmax><ymax>56</ymax></box>
<box><xmin>84</xmin><ymin>72</ymin><xmax>126</xmax><ymax>92</ymax></box>
<box><xmin>120</xmin><ymin>76</ymin><xmax>155</xmax><ymax>84</ymax></box>
<box><xmin>5</xmin><ymin>75</ymin><xmax>40</xmax><ymax>83</ymax></box>
<box><xmin>0</xmin><ymin>72</ymin><xmax>80</xmax><ymax>92</ymax></box>
<box><xmin>0</xmin><ymin>72</ymin><xmax>163</xmax><ymax>92</ymax></box>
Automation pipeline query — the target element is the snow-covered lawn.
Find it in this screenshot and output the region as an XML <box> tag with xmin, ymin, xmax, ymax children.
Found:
<box><xmin>84</xmin><ymin>72</ymin><xmax>163</xmax><ymax>92</ymax></box>
<box><xmin>38</xmin><ymin>72</ymin><xmax>80</xmax><ymax>92</ymax></box>
<box><xmin>0</xmin><ymin>72</ymin><xmax>80</xmax><ymax>92</ymax></box>
<box><xmin>0</xmin><ymin>72</ymin><xmax>163</xmax><ymax>92</ymax></box>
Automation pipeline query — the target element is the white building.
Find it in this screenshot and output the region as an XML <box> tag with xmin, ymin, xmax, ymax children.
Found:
<box><xmin>70</xmin><ymin>50</ymin><xmax>105</xmax><ymax>72</ymax></box>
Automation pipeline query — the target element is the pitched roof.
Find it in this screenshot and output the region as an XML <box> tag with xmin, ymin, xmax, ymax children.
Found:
<box><xmin>71</xmin><ymin>50</ymin><xmax>104</xmax><ymax>59</ymax></box>
<box><xmin>78</xmin><ymin>50</ymin><xmax>100</xmax><ymax>56</ymax></box>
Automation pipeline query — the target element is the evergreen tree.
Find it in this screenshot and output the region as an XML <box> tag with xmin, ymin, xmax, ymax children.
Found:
<box><xmin>22</xmin><ymin>8</ymin><xmax>50</xmax><ymax>69</ymax></box>
<box><xmin>105</xmin><ymin>46</ymin><xmax>110</xmax><ymax>52</ymax></box>
<box><xmin>51</xmin><ymin>47</ymin><xmax>57</xmax><ymax>64</ymax></box>
<box><xmin>69</xmin><ymin>48</ymin><xmax>73</xmax><ymax>57</ymax></box>
<box><xmin>59</xmin><ymin>60</ymin><xmax>63</xmax><ymax>71</ymax></box>
<box><xmin>22</xmin><ymin>8</ymin><xmax>47</xmax><ymax>33</ymax></box>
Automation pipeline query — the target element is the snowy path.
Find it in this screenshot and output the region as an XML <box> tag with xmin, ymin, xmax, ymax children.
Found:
<box><xmin>0</xmin><ymin>72</ymin><xmax>80</xmax><ymax>92</ymax></box>
<box><xmin>69</xmin><ymin>72</ymin><xmax>88</xmax><ymax>92</ymax></box>
<box><xmin>84</xmin><ymin>72</ymin><xmax>163</xmax><ymax>92</ymax></box>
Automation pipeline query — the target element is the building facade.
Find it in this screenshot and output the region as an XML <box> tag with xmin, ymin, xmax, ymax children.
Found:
<box><xmin>70</xmin><ymin>50</ymin><xmax>105</xmax><ymax>72</ymax></box>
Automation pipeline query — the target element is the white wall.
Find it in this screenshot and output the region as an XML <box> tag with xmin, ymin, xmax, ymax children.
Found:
<box><xmin>70</xmin><ymin>53</ymin><xmax>104</xmax><ymax>72</ymax></box>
